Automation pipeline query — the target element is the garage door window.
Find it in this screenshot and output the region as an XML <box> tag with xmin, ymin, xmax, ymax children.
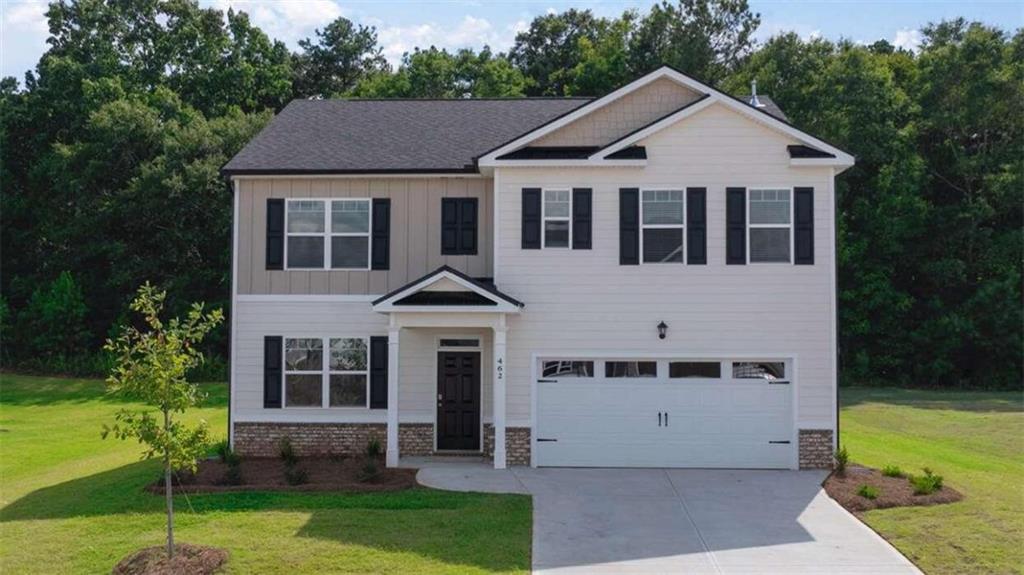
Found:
<box><xmin>542</xmin><ymin>360</ymin><xmax>594</xmax><ymax>378</ymax></box>
<box><xmin>669</xmin><ymin>361</ymin><xmax>721</xmax><ymax>378</ymax></box>
<box><xmin>732</xmin><ymin>361</ymin><xmax>785</xmax><ymax>380</ymax></box>
<box><xmin>605</xmin><ymin>361</ymin><xmax>657</xmax><ymax>378</ymax></box>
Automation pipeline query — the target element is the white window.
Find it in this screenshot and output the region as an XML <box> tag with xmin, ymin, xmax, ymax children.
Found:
<box><xmin>641</xmin><ymin>190</ymin><xmax>684</xmax><ymax>263</ymax></box>
<box><xmin>283</xmin><ymin>337</ymin><xmax>369</xmax><ymax>408</ymax></box>
<box><xmin>543</xmin><ymin>189</ymin><xmax>571</xmax><ymax>248</ymax></box>
<box><xmin>748</xmin><ymin>189</ymin><xmax>792</xmax><ymax>263</ymax></box>
<box><xmin>286</xmin><ymin>199</ymin><xmax>370</xmax><ymax>269</ymax></box>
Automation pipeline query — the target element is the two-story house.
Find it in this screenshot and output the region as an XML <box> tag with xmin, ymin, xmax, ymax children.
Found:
<box><xmin>221</xmin><ymin>65</ymin><xmax>854</xmax><ymax>470</ymax></box>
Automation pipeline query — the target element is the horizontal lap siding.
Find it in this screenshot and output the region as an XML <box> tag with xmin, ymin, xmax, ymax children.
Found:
<box><xmin>496</xmin><ymin>103</ymin><xmax>836</xmax><ymax>428</ymax></box>
<box><xmin>236</xmin><ymin>177</ymin><xmax>493</xmax><ymax>295</ymax></box>
<box><xmin>233</xmin><ymin>300</ymin><xmax>494</xmax><ymax>424</ymax></box>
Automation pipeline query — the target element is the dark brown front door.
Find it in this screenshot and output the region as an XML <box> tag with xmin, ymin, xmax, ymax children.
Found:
<box><xmin>436</xmin><ymin>351</ymin><xmax>481</xmax><ymax>451</ymax></box>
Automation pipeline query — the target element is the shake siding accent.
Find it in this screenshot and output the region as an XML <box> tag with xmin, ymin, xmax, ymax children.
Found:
<box><xmin>495</xmin><ymin>103</ymin><xmax>836</xmax><ymax>427</ymax></box>
<box><xmin>233</xmin><ymin>300</ymin><xmax>494</xmax><ymax>421</ymax></box>
<box><xmin>236</xmin><ymin>177</ymin><xmax>493</xmax><ymax>294</ymax></box>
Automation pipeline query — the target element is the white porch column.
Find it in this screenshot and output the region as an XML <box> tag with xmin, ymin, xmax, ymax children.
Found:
<box><xmin>385</xmin><ymin>326</ymin><xmax>400</xmax><ymax>468</ymax></box>
<box><xmin>492</xmin><ymin>318</ymin><xmax>508</xmax><ymax>469</ymax></box>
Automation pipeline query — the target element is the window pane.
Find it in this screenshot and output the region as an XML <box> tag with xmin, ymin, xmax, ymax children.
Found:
<box><xmin>332</xmin><ymin>200</ymin><xmax>369</xmax><ymax>233</ymax></box>
<box><xmin>331</xmin><ymin>236</ymin><xmax>369</xmax><ymax>268</ymax></box>
<box><xmin>749</xmin><ymin>190</ymin><xmax>791</xmax><ymax>224</ymax></box>
<box><xmin>439</xmin><ymin>338</ymin><xmax>480</xmax><ymax>348</ymax></box>
<box><xmin>642</xmin><ymin>190</ymin><xmax>683</xmax><ymax>225</ymax></box>
<box><xmin>545</xmin><ymin>190</ymin><xmax>570</xmax><ymax>217</ymax></box>
<box><xmin>285</xmin><ymin>338</ymin><xmax>322</xmax><ymax>371</ymax></box>
<box><xmin>330</xmin><ymin>338</ymin><xmax>366</xmax><ymax>371</ymax></box>
<box><xmin>750</xmin><ymin>228</ymin><xmax>790</xmax><ymax>262</ymax></box>
<box><xmin>670</xmin><ymin>362</ymin><xmax>721</xmax><ymax>378</ymax></box>
<box><xmin>329</xmin><ymin>374</ymin><xmax>367</xmax><ymax>407</ymax></box>
<box><xmin>287</xmin><ymin>236</ymin><xmax>324</xmax><ymax>268</ymax></box>
<box><xmin>605</xmin><ymin>361</ymin><xmax>657</xmax><ymax>378</ymax></box>
<box><xmin>542</xmin><ymin>360</ymin><xmax>594</xmax><ymax>378</ymax></box>
<box><xmin>643</xmin><ymin>228</ymin><xmax>683</xmax><ymax>263</ymax></box>
<box><xmin>285</xmin><ymin>374</ymin><xmax>322</xmax><ymax>407</ymax></box>
<box><xmin>544</xmin><ymin>221</ymin><xmax>569</xmax><ymax>247</ymax></box>
<box><xmin>287</xmin><ymin>200</ymin><xmax>325</xmax><ymax>232</ymax></box>
<box><xmin>732</xmin><ymin>362</ymin><xmax>785</xmax><ymax>380</ymax></box>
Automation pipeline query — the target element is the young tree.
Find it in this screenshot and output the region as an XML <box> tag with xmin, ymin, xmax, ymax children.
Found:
<box><xmin>103</xmin><ymin>283</ymin><xmax>224</xmax><ymax>559</ymax></box>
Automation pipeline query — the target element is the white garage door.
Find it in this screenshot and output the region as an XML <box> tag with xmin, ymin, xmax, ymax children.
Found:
<box><xmin>535</xmin><ymin>359</ymin><xmax>794</xmax><ymax>469</ymax></box>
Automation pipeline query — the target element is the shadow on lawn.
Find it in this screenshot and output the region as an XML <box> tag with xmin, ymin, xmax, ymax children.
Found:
<box><xmin>0</xmin><ymin>375</ymin><xmax>228</xmax><ymax>408</ymax></box>
<box><xmin>840</xmin><ymin>387</ymin><xmax>1024</xmax><ymax>412</ymax></box>
<box><xmin>1</xmin><ymin>462</ymin><xmax>530</xmax><ymax>573</ymax></box>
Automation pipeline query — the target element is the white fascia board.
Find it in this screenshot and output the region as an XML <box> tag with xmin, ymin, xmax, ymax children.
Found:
<box><xmin>229</xmin><ymin>173</ymin><xmax>484</xmax><ymax>181</ymax></box>
<box><xmin>478</xmin><ymin>159</ymin><xmax>647</xmax><ymax>168</ymax></box>
<box><xmin>477</xmin><ymin>69</ymin><xmax>679</xmax><ymax>163</ymax></box>
<box><xmin>791</xmin><ymin>157</ymin><xmax>856</xmax><ymax>172</ymax></box>
<box><xmin>371</xmin><ymin>269</ymin><xmax>521</xmax><ymax>312</ymax></box>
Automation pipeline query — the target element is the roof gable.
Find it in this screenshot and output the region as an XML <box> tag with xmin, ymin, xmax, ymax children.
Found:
<box><xmin>372</xmin><ymin>266</ymin><xmax>523</xmax><ymax>313</ymax></box>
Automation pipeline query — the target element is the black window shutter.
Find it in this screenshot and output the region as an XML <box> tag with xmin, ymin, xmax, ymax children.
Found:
<box><xmin>369</xmin><ymin>336</ymin><xmax>388</xmax><ymax>409</ymax></box>
<box><xmin>371</xmin><ymin>198</ymin><xmax>390</xmax><ymax>270</ymax></box>
<box><xmin>442</xmin><ymin>198</ymin><xmax>478</xmax><ymax>255</ymax></box>
<box><xmin>263</xmin><ymin>336</ymin><xmax>282</xmax><ymax>408</ymax></box>
<box><xmin>522</xmin><ymin>188</ymin><xmax>541</xmax><ymax>249</ymax></box>
<box><xmin>461</xmin><ymin>198</ymin><xmax>478</xmax><ymax>254</ymax></box>
<box><xmin>686</xmin><ymin>187</ymin><xmax>707</xmax><ymax>264</ymax></box>
<box><xmin>572</xmin><ymin>188</ymin><xmax>592</xmax><ymax>249</ymax></box>
<box><xmin>619</xmin><ymin>188</ymin><xmax>640</xmax><ymax>265</ymax></box>
<box><xmin>266</xmin><ymin>199</ymin><xmax>284</xmax><ymax>270</ymax></box>
<box><xmin>726</xmin><ymin>187</ymin><xmax>747</xmax><ymax>265</ymax></box>
<box><xmin>794</xmin><ymin>187</ymin><xmax>814</xmax><ymax>265</ymax></box>
<box><xmin>441</xmin><ymin>199</ymin><xmax>459</xmax><ymax>254</ymax></box>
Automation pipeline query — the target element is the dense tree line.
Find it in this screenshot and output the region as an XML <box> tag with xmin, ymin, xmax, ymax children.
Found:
<box><xmin>1</xmin><ymin>0</ymin><xmax>1020</xmax><ymax>388</ymax></box>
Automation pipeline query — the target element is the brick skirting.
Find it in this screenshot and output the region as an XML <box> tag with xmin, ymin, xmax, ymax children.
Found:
<box><xmin>798</xmin><ymin>429</ymin><xmax>835</xmax><ymax>469</ymax></box>
<box><xmin>233</xmin><ymin>422</ymin><xmax>433</xmax><ymax>457</ymax></box>
<box><xmin>483</xmin><ymin>424</ymin><xmax>531</xmax><ymax>466</ymax></box>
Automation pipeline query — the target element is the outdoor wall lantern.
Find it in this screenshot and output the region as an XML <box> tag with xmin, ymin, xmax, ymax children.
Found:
<box><xmin>657</xmin><ymin>321</ymin><xmax>668</xmax><ymax>340</ymax></box>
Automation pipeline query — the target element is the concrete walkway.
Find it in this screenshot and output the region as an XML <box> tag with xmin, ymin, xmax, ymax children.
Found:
<box><xmin>411</xmin><ymin>459</ymin><xmax>921</xmax><ymax>575</ymax></box>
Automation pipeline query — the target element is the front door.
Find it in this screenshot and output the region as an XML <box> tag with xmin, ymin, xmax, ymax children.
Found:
<box><xmin>436</xmin><ymin>351</ymin><xmax>481</xmax><ymax>451</ymax></box>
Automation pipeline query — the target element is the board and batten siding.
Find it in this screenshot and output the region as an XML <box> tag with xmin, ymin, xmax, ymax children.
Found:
<box><xmin>233</xmin><ymin>299</ymin><xmax>495</xmax><ymax>424</ymax></box>
<box><xmin>235</xmin><ymin>177</ymin><xmax>493</xmax><ymax>295</ymax></box>
<box><xmin>495</xmin><ymin>102</ymin><xmax>837</xmax><ymax>429</ymax></box>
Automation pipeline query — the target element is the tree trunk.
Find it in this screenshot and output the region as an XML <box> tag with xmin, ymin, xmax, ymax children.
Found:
<box><xmin>164</xmin><ymin>410</ymin><xmax>174</xmax><ymax>559</ymax></box>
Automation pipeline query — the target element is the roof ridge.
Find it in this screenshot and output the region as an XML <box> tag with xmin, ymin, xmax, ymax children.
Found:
<box><xmin>290</xmin><ymin>96</ymin><xmax>594</xmax><ymax>103</ymax></box>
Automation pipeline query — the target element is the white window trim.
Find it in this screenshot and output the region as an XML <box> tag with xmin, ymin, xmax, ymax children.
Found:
<box><xmin>284</xmin><ymin>198</ymin><xmax>372</xmax><ymax>271</ymax></box>
<box><xmin>541</xmin><ymin>188</ymin><xmax>572</xmax><ymax>249</ymax></box>
<box><xmin>282</xmin><ymin>336</ymin><xmax>371</xmax><ymax>409</ymax></box>
<box><xmin>639</xmin><ymin>189</ymin><xmax>686</xmax><ymax>264</ymax></box>
<box><xmin>746</xmin><ymin>187</ymin><xmax>794</xmax><ymax>264</ymax></box>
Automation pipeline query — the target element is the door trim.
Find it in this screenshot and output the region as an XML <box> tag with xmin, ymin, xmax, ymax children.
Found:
<box><xmin>435</xmin><ymin>350</ymin><xmax>483</xmax><ymax>452</ymax></box>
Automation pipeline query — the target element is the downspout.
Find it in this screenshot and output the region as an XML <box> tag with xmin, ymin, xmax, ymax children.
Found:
<box><xmin>228</xmin><ymin>178</ymin><xmax>239</xmax><ymax>447</ymax></box>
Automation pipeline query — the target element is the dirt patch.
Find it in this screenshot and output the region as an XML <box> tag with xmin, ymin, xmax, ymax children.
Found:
<box><xmin>825</xmin><ymin>465</ymin><xmax>963</xmax><ymax>512</ymax></box>
<box><xmin>146</xmin><ymin>456</ymin><xmax>417</xmax><ymax>494</ymax></box>
<box><xmin>112</xmin><ymin>543</ymin><xmax>227</xmax><ymax>575</ymax></box>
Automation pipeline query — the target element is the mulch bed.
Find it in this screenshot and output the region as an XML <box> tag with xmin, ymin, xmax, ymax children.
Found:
<box><xmin>824</xmin><ymin>464</ymin><xmax>963</xmax><ymax>512</ymax></box>
<box><xmin>145</xmin><ymin>456</ymin><xmax>417</xmax><ymax>494</ymax></box>
<box><xmin>112</xmin><ymin>543</ymin><xmax>227</xmax><ymax>575</ymax></box>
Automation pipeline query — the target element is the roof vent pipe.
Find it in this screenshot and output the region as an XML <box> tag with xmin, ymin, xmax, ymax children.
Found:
<box><xmin>749</xmin><ymin>79</ymin><xmax>765</xmax><ymax>108</ymax></box>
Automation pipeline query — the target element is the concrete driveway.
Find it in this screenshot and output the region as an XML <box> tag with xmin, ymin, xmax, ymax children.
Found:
<box><xmin>414</xmin><ymin>461</ymin><xmax>921</xmax><ymax>575</ymax></box>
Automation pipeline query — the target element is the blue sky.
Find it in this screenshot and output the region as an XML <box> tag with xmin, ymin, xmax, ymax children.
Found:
<box><xmin>2</xmin><ymin>0</ymin><xmax>1021</xmax><ymax>80</ymax></box>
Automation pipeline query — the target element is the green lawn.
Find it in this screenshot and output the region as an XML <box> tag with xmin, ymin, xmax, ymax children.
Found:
<box><xmin>0</xmin><ymin>374</ymin><xmax>531</xmax><ymax>574</ymax></box>
<box><xmin>841</xmin><ymin>387</ymin><xmax>1024</xmax><ymax>575</ymax></box>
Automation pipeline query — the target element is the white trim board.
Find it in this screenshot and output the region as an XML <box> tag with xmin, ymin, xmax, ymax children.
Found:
<box><xmin>372</xmin><ymin>268</ymin><xmax>522</xmax><ymax>313</ymax></box>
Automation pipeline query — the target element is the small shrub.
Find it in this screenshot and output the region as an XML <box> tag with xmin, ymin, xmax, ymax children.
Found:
<box><xmin>213</xmin><ymin>439</ymin><xmax>231</xmax><ymax>463</ymax></box>
<box><xmin>219</xmin><ymin>465</ymin><xmax>243</xmax><ymax>486</ymax></box>
<box><xmin>284</xmin><ymin>465</ymin><xmax>308</xmax><ymax>486</ymax></box>
<box><xmin>224</xmin><ymin>450</ymin><xmax>242</xmax><ymax>467</ymax></box>
<box><xmin>278</xmin><ymin>436</ymin><xmax>298</xmax><ymax>466</ymax></box>
<box><xmin>882</xmin><ymin>465</ymin><xmax>904</xmax><ymax>478</ymax></box>
<box><xmin>834</xmin><ymin>446</ymin><xmax>849</xmax><ymax>477</ymax></box>
<box><xmin>358</xmin><ymin>460</ymin><xmax>379</xmax><ymax>483</ymax></box>
<box><xmin>366</xmin><ymin>438</ymin><xmax>383</xmax><ymax>459</ymax></box>
<box><xmin>909</xmin><ymin>468</ymin><xmax>944</xmax><ymax>495</ymax></box>
<box><xmin>857</xmin><ymin>485</ymin><xmax>880</xmax><ymax>500</ymax></box>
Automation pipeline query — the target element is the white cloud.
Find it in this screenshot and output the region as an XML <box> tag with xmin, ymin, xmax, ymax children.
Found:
<box><xmin>377</xmin><ymin>15</ymin><xmax>518</xmax><ymax>66</ymax></box>
<box><xmin>209</xmin><ymin>0</ymin><xmax>344</xmax><ymax>46</ymax></box>
<box><xmin>893</xmin><ymin>28</ymin><xmax>922</xmax><ymax>52</ymax></box>
<box><xmin>1</xmin><ymin>1</ymin><xmax>49</xmax><ymax>79</ymax></box>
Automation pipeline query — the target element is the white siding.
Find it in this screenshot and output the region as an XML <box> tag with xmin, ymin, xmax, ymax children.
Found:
<box><xmin>495</xmin><ymin>103</ymin><xmax>836</xmax><ymax>429</ymax></box>
<box><xmin>233</xmin><ymin>300</ymin><xmax>494</xmax><ymax>425</ymax></box>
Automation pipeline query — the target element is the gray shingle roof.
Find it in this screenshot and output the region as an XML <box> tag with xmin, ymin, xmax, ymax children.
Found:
<box><xmin>221</xmin><ymin>98</ymin><xmax>591</xmax><ymax>175</ymax></box>
<box><xmin>221</xmin><ymin>94</ymin><xmax>787</xmax><ymax>175</ymax></box>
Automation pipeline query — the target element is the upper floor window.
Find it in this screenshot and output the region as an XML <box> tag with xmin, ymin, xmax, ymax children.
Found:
<box><xmin>543</xmin><ymin>189</ymin><xmax>570</xmax><ymax>248</ymax></box>
<box><xmin>441</xmin><ymin>198</ymin><xmax>478</xmax><ymax>255</ymax></box>
<box><xmin>286</xmin><ymin>199</ymin><xmax>370</xmax><ymax>269</ymax></box>
<box><xmin>641</xmin><ymin>190</ymin><xmax>684</xmax><ymax>263</ymax></box>
<box><xmin>748</xmin><ymin>189</ymin><xmax>791</xmax><ymax>263</ymax></box>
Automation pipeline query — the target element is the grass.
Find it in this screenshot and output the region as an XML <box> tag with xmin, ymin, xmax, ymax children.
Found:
<box><xmin>0</xmin><ymin>374</ymin><xmax>531</xmax><ymax>574</ymax></box>
<box><xmin>841</xmin><ymin>387</ymin><xmax>1024</xmax><ymax>575</ymax></box>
